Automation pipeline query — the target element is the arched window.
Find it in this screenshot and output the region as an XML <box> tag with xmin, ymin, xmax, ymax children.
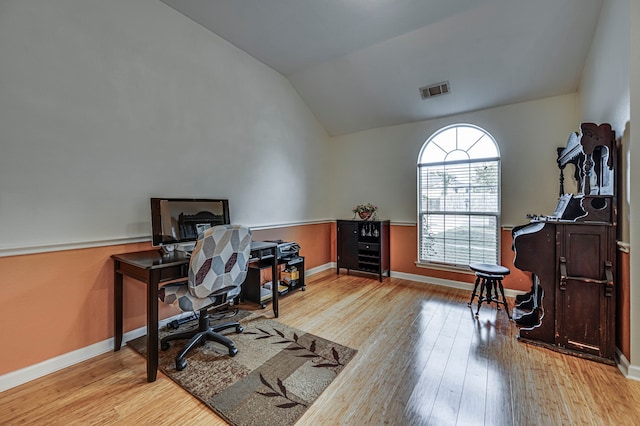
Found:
<box><xmin>418</xmin><ymin>124</ymin><xmax>501</xmax><ymax>267</ymax></box>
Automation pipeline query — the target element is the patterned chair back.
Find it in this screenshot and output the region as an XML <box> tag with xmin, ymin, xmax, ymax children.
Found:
<box><xmin>187</xmin><ymin>225</ymin><xmax>252</xmax><ymax>299</ymax></box>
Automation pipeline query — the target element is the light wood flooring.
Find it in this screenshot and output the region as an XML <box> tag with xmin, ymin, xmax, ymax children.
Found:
<box><xmin>2</xmin><ymin>271</ymin><xmax>640</xmax><ymax>425</ymax></box>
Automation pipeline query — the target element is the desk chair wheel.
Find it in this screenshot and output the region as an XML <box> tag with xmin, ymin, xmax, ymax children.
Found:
<box><xmin>235</xmin><ymin>325</ymin><xmax>244</xmax><ymax>334</ymax></box>
<box><xmin>176</xmin><ymin>359</ymin><xmax>187</xmax><ymax>371</ymax></box>
<box><xmin>229</xmin><ymin>347</ymin><xmax>238</xmax><ymax>357</ymax></box>
<box><xmin>161</xmin><ymin>341</ymin><xmax>171</xmax><ymax>351</ymax></box>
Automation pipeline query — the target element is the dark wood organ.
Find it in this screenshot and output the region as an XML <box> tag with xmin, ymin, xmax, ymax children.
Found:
<box><xmin>511</xmin><ymin>123</ymin><xmax>617</xmax><ymax>363</ymax></box>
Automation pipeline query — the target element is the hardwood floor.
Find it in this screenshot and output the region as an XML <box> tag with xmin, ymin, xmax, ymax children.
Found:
<box><xmin>2</xmin><ymin>271</ymin><xmax>640</xmax><ymax>425</ymax></box>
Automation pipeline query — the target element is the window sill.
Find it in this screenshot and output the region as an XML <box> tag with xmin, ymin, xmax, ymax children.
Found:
<box><xmin>415</xmin><ymin>261</ymin><xmax>475</xmax><ymax>275</ymax></box>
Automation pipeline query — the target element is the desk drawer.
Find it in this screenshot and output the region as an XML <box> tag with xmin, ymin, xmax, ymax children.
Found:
<box><xmin>116</xmin><ymin>262</ymin><xmax>187</xmax><ymax>284</ymax></box>
<box><xmin>158</xmin><ymin>264</ymin><xmax>188</xmax><ymax>283</ymax></box>
<box><xmin>358</xmin><ymin>242</ymin><xmax>379</xmax><ymax>252</ymax></box>
<box><xmin>117</xmin><ymin>262</ymin><xmax>149</xmax><ymax>283</ymax></box>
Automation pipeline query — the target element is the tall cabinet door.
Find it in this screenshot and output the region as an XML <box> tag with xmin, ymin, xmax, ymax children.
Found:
<box><xmin>557</xmin><ymin>224</ymin><xmax>615</xmax><ymax>359</ymax></box>
<box><xmin>337</xmin><ymin>220</ymin><xmax>359</xmax><ymax>271</ymax></box>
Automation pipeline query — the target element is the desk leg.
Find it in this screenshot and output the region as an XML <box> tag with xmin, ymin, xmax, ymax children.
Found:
<box><xmin>114</xmin><ymin>262</ymin><xmax>123</xmax><ymax>351</ymax></box>
<box><xmin>147</xmin><ymin>270</ymin><xmax>160</xmax><ymax>382</ymax></box>
<box><xmin>271</xmin><ymin>251</ymin><xmax>279</xmax><ymax>318</ymax></box>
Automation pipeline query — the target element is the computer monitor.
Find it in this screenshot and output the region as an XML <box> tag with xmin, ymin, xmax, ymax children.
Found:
<box><xmin>150</xmin><ymin>198</ymin><xmax>230</xmax><ymax>249</ymax></box>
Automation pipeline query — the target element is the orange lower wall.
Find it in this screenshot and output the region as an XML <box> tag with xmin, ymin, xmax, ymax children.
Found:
<box><xmin>0</xmin><ymin>241</ymin><xmax>155</xmax><ymax>376</ymax></box>
<box><xmin>1</xmin><ymin>221</ymin><xmax>630</xmax><ymax>376</ymax></box>
<box><xmin>390</xmin><ymin>225</ymin><xmax>473</xmax><ymax>284</ymax></box>
<box><xmin>0</xmin><ymin>223</ymin><xmax>334</xmax><ymax>376</ymax></box>
<box><xmin>617</xmin><ymin>248</ymin><xmax>631</xmax><ymax>360</ymax></box>
<box><xmin>389</xmin><ymin>225</ymin><xmax>532</xmax><ymax>291</ymax></box>
<box><xmin>252</xmin><ymin>223</ymin><xmax>333</xmax><ymax>271</ymax></box>
<box><xmin>500</xmin><ymin>228</ymin><xmax>534</xmax><ymax>292</ymax></box>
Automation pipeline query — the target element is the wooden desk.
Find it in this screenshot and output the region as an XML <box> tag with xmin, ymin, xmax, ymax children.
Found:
<box><xmin>112</xmin><ymin>241</ymin><xmax>278</xmax><ymax>382</ymax></box>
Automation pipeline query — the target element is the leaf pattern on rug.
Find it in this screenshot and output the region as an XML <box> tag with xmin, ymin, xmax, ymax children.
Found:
<box><xmin>129</xmin><ymin>310</ymin><xmax>357</xmax><ymax>426</ymax></box>
<box><xmin>244</xmin><ymin>327</ymin><xmax>345</xmax><ymax>367</ymax></box>
<box><xmin>257</xmin><ymin>373</ymin><xmax>307</xmax><ymax>409</ymax></box>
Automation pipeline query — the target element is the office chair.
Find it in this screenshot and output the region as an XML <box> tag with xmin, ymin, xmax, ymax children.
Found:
<box><xmin>158</xmin><ymin>224</ymin><xmax>252</xmax><ymax>371</ymax></box>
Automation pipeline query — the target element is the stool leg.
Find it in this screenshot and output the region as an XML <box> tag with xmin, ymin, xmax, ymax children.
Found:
<box><xmin>490</xmin><ymin>279</ymin><xmax>501</xmax><ymax>310</ymax></box>
<box><xmin>497</xmin><ymin>279</ymin><xmax>511</xmax><ymax>319</ymax></box>
<box><xmin>476</xmin><ymin>278</ymin><xmax>486</xmax><ymax>316</ymax></box>
<box><xmin>469</xmin><ymin>275</ymin><xmax>481</xmax><ymax>306</ymax></box>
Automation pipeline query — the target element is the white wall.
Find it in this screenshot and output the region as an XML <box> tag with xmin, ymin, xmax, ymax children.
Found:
<box><xmin>331</xmin><ymin>94</ymin><xmax>578</xmax><ymax>226</ymax></box>
<box><xmin>579</xmin><ymin>0</ymin><xmax>631</xmax><ymax>242</ymax></box>
<box><xmin>579</xmin><ymin>0</ymin><xmax>638</xmax><ymax>371</ymax></box>
<box><xmin>0</xmin><ymin>0</ymin><xmax>331</xmax><ymax>254</ymax></box>
<box><xmin>580</xmin><ymin>0</ymin><xmax>630</xmax><ymax>133</ymax></box>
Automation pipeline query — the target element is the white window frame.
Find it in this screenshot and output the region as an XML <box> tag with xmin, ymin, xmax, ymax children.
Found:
<box><xmin>417</xmin><ymin>124</ymin><xmax>501</xmax><ymax>268</ymax></box>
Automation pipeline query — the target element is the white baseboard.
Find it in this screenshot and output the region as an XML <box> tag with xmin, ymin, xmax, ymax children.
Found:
<box><xmin>321</xmin><ymin>266</ymin><xmax>526</xmax><ymax>298</ymax></box>
<box><xmin>305</xmin><ymin>262</ymin><xmax>335</xmax><ymax>276</ymax></box>
<box><xmin>616</xmin><ymin>349</ymin><xmax>640</xmax><ymax>381</ymax></box>
<box><xmin>628</xmin><ymin>365</ymin><xmax>640</xmax><ymax>381</ymax></box>
<box><xmin>617</xmin><ymin>349</ymin><xmax>630</xmax><ymax>376</ymax></box>
<box><xmin>390</xmin><ymin>270</ymin><xmax>526</xmax><ymax>298</ymax></box>
<box><xmin>0</xmin><ymin>313</ymin><xmax>190</xmax><ymax>393</ymax></box>
<box><xmin>3</xmin><ymin>267</ymin><xmax>635</xmax><ymax>392</ymax></box>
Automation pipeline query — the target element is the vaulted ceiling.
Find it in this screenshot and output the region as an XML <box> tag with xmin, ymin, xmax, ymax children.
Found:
<box><xmin>160</xmin><ymin>0</ymin><xmax>603</xmax><ymax>136</ymax></box>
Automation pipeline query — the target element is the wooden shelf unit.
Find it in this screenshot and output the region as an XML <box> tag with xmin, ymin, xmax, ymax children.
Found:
<box><xmin>336</xmin><ymin>219</ymin><xmax>390</xmax><ymax>282</ymax></box>
<box><xmin>243</xmin><ymin>256</ymin><xmax>305</xmax><ymax>308</ymax></box>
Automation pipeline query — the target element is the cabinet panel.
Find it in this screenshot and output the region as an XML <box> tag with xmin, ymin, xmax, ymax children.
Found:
<box><xmin>557</xmin><ymin>224</ymin><xmax>615</xmax><ymax>361</ymax></box>
<box><xmin>337</xmin><ymin>221</ymin><xmax>359</xmax><ymax>270</ymax></box>
<box><xmin>562</xmin><ymin>280</ymin><xmax>607</xmax><ymax>356</ymax></box>
<box><xmin>563</xmin><ymin>226</ymin><xmax>606</xmax><ymax>278</ymax></box>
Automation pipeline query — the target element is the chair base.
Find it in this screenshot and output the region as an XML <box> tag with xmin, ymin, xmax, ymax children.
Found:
<box><xmin>160</xmin><ymin>310</ymin><xmax>243</xmax><ymax>371</ymax></box>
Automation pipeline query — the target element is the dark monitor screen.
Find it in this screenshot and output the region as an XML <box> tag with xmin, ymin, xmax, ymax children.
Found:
<box><xmin>150</xmin><ymin>198</ymin><xmax>230</xmax><ymax>247</ymax></box>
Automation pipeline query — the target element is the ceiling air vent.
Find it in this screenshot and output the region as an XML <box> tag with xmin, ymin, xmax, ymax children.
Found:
<box><xmin>419</xmin><ymin>81</ymin><xmax>450</xmax><ymax>99</ymax></box>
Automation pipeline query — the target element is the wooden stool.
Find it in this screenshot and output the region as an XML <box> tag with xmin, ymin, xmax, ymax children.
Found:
<box><xmin>468</xmin><ymin>263</ymin><xmax>511</xmax><ymax>319</ymax></box>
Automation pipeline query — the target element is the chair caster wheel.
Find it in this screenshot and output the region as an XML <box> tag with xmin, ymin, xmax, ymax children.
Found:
<box><xmin>236</xmin><ymin>325</ymin><xmax>244</xmax><ymax>334</ymax></box>
<box><xmin>176</xmin><ymin>359</ymin><xmax>187</xmax><ymax>371</ymax></box>
<box><xmin>229</xmin><ymin>347</ymin><xmax>238</xmax><ymax>357</ymax></box>
<box><xmin>301</xmin><ymin>287</ymin><xmax>306</xmax><ymax>291</ymax></box>
<box><xmin>161</xmin><ymin>342</ymin><xmax>170</xmax><ymax>351</ymax></box>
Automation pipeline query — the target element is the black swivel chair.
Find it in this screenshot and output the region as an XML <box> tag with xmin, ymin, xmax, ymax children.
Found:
<box><xmin>158</xmin><ymin>224</ymin><xmax>252</xmax><ymax>371</ymax></box>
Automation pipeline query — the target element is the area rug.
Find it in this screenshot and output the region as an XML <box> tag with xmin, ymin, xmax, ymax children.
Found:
<box><xmin>128</xmin><ymin>310</ymin><xmax>357</xmax><ymax>426</ymax></box>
